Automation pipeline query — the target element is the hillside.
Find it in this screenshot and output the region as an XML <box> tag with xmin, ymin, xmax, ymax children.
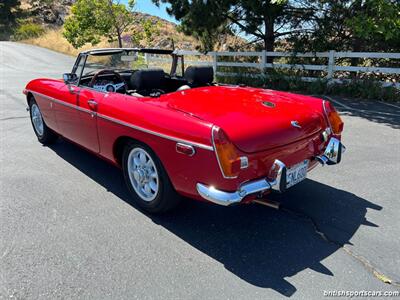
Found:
<box><xmin>19</xmin><ymin>0</ymin><xmax>246</xmax><ymax>56</ymax></box>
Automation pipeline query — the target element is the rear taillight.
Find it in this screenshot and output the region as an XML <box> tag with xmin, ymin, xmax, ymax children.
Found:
<box><xmin>323</xmin><ymin>101</ymin><xmax>344</xmax><ymax>134</ymax></box>
<box><xmin>212</xmin><ymin>126</ymin><xmax>242</xmax><ymax>178</ymax></box>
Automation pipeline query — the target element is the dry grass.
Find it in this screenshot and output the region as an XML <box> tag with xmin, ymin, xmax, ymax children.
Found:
<box><xmin>21</xmin><ymin>27</ymin><xmax>194</xmax><ymax>57</ymax></box>
<box><xmin>21</xmin><ymin>19</ymin><xmax>242</xmax><ymax>57</ymax></box>
<box><xmin>22</xmin><ymin>29</ymin><xmax>115</xmax><ymax>56</ymax></box>
<box><xmin>19</xmin><ymin>0</ymin><xmax>246</xmax><ymax>56</ymax></box>
<box><xmin>21</xmin><ymin>27</ymin><xmax>196</xmax><ymax>57</ymax></box>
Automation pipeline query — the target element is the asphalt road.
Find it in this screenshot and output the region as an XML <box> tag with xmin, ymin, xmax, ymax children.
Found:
<box><xmin>1</xmin><ymin>42</ymin><xmax>399</xmax><ymax>299</ymax></box>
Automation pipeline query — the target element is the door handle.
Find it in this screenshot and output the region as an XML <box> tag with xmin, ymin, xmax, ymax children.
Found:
<box><xmin>87</xmin><ymin>99</ymin><xmax>98</xmax><ymax>111</ymax></box>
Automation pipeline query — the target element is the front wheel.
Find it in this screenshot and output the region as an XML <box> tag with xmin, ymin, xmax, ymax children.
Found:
<box><xmin>122</xmin><ymin>142</ymin><xmax>181</xmax><ymax>213</ymax></box>
<box><xmin>29</xmin><ymin>98</ymin><xmax>58</xmax><ymax>144</ymax></box>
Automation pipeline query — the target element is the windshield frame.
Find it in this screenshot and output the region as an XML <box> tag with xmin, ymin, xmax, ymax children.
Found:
<box><xmin>71</xmin><ymin>49</ymin><xmax>181</xmax><ymax>88</ymax></box>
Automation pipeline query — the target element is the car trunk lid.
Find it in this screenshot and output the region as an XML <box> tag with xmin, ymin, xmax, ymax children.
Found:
<box><xmin>165</xmin><ymin>86</ymin><xmax>325</xmax><ymax>153</ymax></box>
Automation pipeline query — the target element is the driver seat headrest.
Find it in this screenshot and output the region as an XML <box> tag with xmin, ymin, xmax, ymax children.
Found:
<box><xmin>184</xmin><ymin>66</ymin><xmax>214</xmax><ymax>86</ymax></box>
<box><xmin>130</xmin><ymin>69</ymin><xmax>165</xmax><ymax>91</ymax></box>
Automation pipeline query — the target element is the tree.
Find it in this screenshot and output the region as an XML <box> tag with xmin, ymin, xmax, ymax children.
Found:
<box><xmin>152</xmin><ymin>0</ymin><xmax>313</xmax><ymax>52</ymax></box>
<box><xmin>346</xmin><ymin>0</ymin><xmax>400</xmax><ymax>51</ymax></box>
<box><xmin>153</xmin><ymin>0</ymin><xmax>399</xmax><ymax>53</ymax></box>
<box><xmin>28</xmin><ymin>0</ymin><xmax>54</xmax><ymax>5</ymax></box>
<box><xmin>130</xmin><ymin>19</ymin><xmax>161</xmax><ymax>47</ymax></box>
<box><xmin>63</xmin><ymin>0</ymin><xmax>136</xmax><ymax>48</ymax></box>
<box><xmin>0</xmin><ymin>0</ymin><xmax>21</xmax><ymax>40</ymax></box>
<box><xmin>289</xmin><ymin>0</ymin><xmax>400</xmax><ymax>52</ymax></box>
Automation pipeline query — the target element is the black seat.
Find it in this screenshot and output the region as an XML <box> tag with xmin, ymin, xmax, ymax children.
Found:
<box><xmin>130</xmin><ymin>69</ymin><xmax>166</xmax><ymax>96</ymax></box>
<box><xmin>184</xmin><ymin>66</ymin><xmax>214</xmax><ymax>87</ymax></box>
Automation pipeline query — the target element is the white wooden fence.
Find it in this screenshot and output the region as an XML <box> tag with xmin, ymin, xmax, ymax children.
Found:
<box><xmin>150</xmin><ymin>50</ymin><xmax>400</xmax><ymax>88</ymax></box>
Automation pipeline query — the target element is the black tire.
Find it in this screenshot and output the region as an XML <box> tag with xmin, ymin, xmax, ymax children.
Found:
<box><xmin>29</xmin><ymin>97</ymin><xmax>58</xmax><ymax>144</ymax></box>
<box><xmin>122</xmin><ymin>142</ymin><xmax>181</xmax><ymax>213</ymax></box>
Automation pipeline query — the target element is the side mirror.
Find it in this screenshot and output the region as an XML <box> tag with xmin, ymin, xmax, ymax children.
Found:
<box><xmin>63</xmin><ymin>73</ymin><xmax>78</xmax><ymax>93</ymax></box>
<box><xmin>63</xmin><ymin>73</ymin><xmax>78</xmax><ymax>84</ymax></box>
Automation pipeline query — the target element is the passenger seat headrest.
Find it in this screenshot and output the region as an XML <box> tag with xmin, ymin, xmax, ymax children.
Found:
<box><xmin>184</xmin><ymin>66</ymin><xmax>214</xmax><ymax>86</ymax></box>
<box><xmin>130</xmin><ymin>69</ymin><xmax>165</xmax><ymax>91</ymax></box>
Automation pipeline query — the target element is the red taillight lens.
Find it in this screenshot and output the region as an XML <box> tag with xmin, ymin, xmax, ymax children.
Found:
<box><xmin>323</xmin><ymin>101</ymin><xmax>344</xmax><ymax>134</ymax></box>
<box><xmin>212</xmin><ymin>126</ymin><xmax>241</xmax><ymax>178</ymax></box>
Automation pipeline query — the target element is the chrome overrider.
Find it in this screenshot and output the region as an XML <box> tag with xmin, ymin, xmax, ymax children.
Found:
<box><xmin>315</xmin><ymin>137</ymin><xmax>346</xmax><ymax>165</ymax></box>
<box><xmin>196</xmin><ymin>137</ymin><xmax>345</xmax><ymax>206</ymax></box>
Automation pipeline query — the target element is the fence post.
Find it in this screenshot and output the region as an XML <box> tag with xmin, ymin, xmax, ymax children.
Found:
<box><xmin>327</xmin><ymin>50</ymin><xmax>335</xmax><ymax>80</ymax></box>
<box><xmin>145</xmin><ymin>53</ymin><xmax>149</xmax><ymax>65</ymax></box>
<box><xmin>260</xmin><ymin>50</ymin><xmax>266</xmax><ymax>74</ymax></box>
<box><xmin>212</xmin><ymin>52</ymin><xmax>217</xmax><ymax>80</ymax></box>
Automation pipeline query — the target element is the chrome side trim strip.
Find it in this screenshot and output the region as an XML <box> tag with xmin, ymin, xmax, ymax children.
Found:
<box><xmin>30</xmin><ymin>90</ymin><xmax>55</xmax><ymax>101</ymax></box>
<box><xmin>98</xmin><ymin>113</ymin><xmax>213</xmax><ymax>151</ymax></box>
<box><xmin>31</xmin><ymin>91</ymin><xmax>93</xmax><ymax>115</ymax></box>
<box><xmin>57</xmin><ymin>97</ymin><xmax>93</xmax><ymax>114</ymax></box>
<box><xmin>28</xmin><ymin>90</ymin><xmax>214</xmax><ymax>151</ymax></box>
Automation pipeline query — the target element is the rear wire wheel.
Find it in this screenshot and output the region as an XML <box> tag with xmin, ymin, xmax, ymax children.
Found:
<box><xmin>122</xmin><ymin>142</ymin><xmax>181</xmax><ymax>213</ymax></box>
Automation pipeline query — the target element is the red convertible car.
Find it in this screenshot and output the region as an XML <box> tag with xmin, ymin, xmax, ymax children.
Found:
<box><xmin>24</xmin><ymin>48</ymin><xmax>345</xmax><ymax>213</ymax></box>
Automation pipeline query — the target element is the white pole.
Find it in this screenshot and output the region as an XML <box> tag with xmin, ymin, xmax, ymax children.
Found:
<box><xmin>212</xmin><ymin>52</ymin><xmax>217</xmax><ymax>80</ymax></box>
<box><xmin>327</xmin><ymin>50</ymin><xmax>335</xmax><ymax>80</ymax></box>
<box><xmin>261</xmin><ymin>50</ymin><xmax>266</xmax><ymax>73</ymax></box>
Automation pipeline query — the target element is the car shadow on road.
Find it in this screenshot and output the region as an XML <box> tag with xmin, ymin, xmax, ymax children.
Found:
<box><xmin>48</xmin><ymin>140</ymin><xmax>382</xmax><ymax>297</ymax></box>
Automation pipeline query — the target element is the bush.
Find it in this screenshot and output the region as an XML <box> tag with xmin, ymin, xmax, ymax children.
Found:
<box><xmin>14</xmin><ymin>23</ymin><xmax>44</xmax><ymax>40</ymax></box>
<box><xmin>327</xmin><ymin>79</ymin><xmax>399</xmax><ymax>101</ymax></box>
<box><xmin>217</xmin><ymin>70</ymin><xmax>399</xmax><ymax>102</ymax></box>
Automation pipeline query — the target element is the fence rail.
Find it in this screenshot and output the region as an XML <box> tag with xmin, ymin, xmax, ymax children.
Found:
<box><xmin>147</xmin><ymin>50</ymin><xmax>400</xmax><ymax>87</ymax></box>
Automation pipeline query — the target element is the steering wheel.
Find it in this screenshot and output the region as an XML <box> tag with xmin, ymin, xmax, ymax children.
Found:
<box><xmin>89</xmin><ymin>69</ymin><xmax>127</xmax><ymax>93</ymax></box>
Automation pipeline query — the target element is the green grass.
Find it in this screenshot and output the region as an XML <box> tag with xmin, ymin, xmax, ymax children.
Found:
<box><xmin>14</xmin><ymin>22</ymin><xmax>44</xmax><ymax>40</ymax></box>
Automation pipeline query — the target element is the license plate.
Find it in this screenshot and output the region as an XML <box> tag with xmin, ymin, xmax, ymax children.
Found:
<box><xmin>286</xmin><ymin>160</ymin><xmax>309</xmax><ymax>189</ymax></box>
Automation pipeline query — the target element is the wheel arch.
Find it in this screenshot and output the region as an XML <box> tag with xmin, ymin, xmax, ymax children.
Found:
<box><xmin>112</xmin><ymin>133</ymin><xmax>180</xmax><ymax>184</ymax></box>
<box><xmin>116</xmin><ymin>134</ymin><xmax>182</xmax><ymax>212</ymax></box>
<box><xmin>26</xmin><ymin>92</ymin><xmax>34</xmax><ymax>105</ymax></box>
<box><xmin>113</xmin><ymin>136</ymin><xmax>140</xmax><ymax>167</ymax></box>
<box><xmin>113</xmin><ymin>136</ymin><xmax>164</xmax><ymax>168</ymax></box>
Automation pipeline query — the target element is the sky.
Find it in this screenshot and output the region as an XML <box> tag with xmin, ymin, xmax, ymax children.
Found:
<box><xmin>121</xmin><ymin>0</ymin><xmax>178</xmax><ymax>24</ymax></box>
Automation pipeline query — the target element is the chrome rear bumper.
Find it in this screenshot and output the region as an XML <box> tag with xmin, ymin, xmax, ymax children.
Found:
<box><xmin>196</xmin><ymin>137</ymin><xmax>345</xmax><ymax>206</ymax></box>
<box><xmin>197</xmin><ymin>177</ymin><xmax>277</xmax><ymax>206</ymax></box>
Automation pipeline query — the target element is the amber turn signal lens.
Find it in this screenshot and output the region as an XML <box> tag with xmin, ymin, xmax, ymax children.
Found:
<box><xmin>328</xmin><ymin>110</ymin><xmax>344</xmax><ymax>134</ymax></box>
<box><xmin>212</xmin><ymin>126</ymin><xmax>241</xmax><ymax>178</ymax></box>
<box><xmin>324</xmin><ymin>101</ymin><xmax>344</xmax><ymax>134</ymax></box>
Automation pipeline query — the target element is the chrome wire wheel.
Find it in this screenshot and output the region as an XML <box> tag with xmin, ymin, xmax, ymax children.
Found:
<box><xmin>127</xmin><ymin>147</ymin><xmax>159</xmax><ymax>202</ymax></box>
<box><xmin>31</xmin><ymin>103</ymin><xmax>44</xmax><ymax>137</ymax></box>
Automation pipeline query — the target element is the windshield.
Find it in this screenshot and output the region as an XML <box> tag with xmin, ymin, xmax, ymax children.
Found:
<box><xmin>80</xmin><ymin>51</ymin><xmax>174</xmax><ymax>77</ymax></box>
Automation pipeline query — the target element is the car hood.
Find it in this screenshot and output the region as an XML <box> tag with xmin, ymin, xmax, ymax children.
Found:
<box><xmin>163</xmin><ymin>86</ymin><xmax>326</xmax><ymax>153</ymax></box>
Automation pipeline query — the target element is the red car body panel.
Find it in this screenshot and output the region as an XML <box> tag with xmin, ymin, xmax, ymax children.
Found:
<box><xmin>25</xmin><ymin>77</ymin><xmax>340</xmax><ymax>203</ymax></box>
<box><xmin>163</xmin><ymin>86</ymin><xmax>326</xmax><ymax>152</ymax></box>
